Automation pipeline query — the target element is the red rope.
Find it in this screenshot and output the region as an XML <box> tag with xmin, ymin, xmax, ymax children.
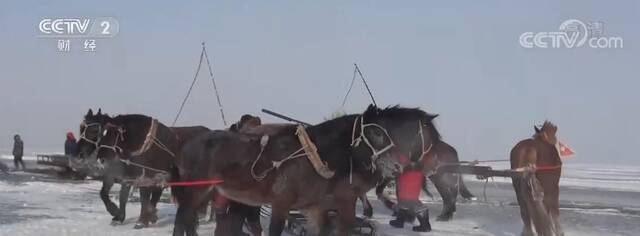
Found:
<box><xmin>164</xmin><ymin>179</ymin><xmax>224</xmax><ymax>187</ymax></box>
<box><xmin>535</xmin><ymin>164</ymin><xmax>562</xmax><ymax>171</ymax></box>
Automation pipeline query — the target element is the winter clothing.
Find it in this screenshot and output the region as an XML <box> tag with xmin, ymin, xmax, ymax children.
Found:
<box><xmin>13</xmin><ymin>135</ymin><xmax>25</xmax><ymax>170</ymax></box>
<box><xmin>389</xmin><ymin>155</ymin><xmax>431</xmax><ymax>232</ymax></box>
<box><xmin>65</xmin><ymin>132</ymin><xmax>78</xmax><ymax>156</ymax></box>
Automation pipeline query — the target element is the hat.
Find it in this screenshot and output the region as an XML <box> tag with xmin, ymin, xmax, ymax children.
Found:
<box><xmin>66</xmin><ymin>132</ymin><xmax>75</xmax><ymax>140</ymax></box>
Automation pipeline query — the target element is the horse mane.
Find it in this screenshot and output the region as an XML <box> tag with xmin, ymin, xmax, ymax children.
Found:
<box><xmin>364</xmin><ymin>104</ymin><xmax>442</xmax><ymax>143</ymax></box>
<box><xmin>110</xmin><ymin>114</ymin><xmax>153</xmax><ymax>125</ymax></box>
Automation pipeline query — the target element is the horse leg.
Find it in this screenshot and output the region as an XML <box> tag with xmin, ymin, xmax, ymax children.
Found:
<box><xmin>99</xmin><ymin>180</ymin><xmax>121</xmax><ymax>224</ymax></box>
<box><xmin>336</xmin><ymin>195</ymin><xmax>357</xmax><ymax>236</ymax></box>
<box><xmin>524</xmin><ymin>176</ymin><xmax>553</xmax><ymax>236</ymax></box>
<box><xmin>116</xmin><ymin>184</ymin><xmax>131</xmax><ymax>224</ymax></box>
<box><xmin>149</xmin><ymin>187</ymin><xmax>163</xmax><ymax>224</ymax></box>
<box><xmin>227</xmin><ymin>201</ymin><xmax>249</xmax><ymax>236</ymax></box>
<box><xmin>268</xmin><ymin>201</ymin><xmax>291</xmax><ymax>236</ymax></box>
<box><xmin>431</xmin><ymin>174</ymin><xmax>455</xmax><ymax>221</ymax></box>
<box><xmin>543</xmin><ymin>173</ymin><xmax>563</xmax><ymax>236</ymax></box>
<box><xmin>173</xmin><ymin>186</ymin><xmax>205</xmax><ymax>236</ymax></box>
<box><xmin>245</xmin><ymin>206</ymin><xmax>263</xmax><ymax>236</ymax></box>
<box><xmin>135</xmin><ymin>187</ymin><xmax>152</xmax><ymax>229</ymax></box>
<box><xmin>359</xmin><ymin>195</ymin><xmax>373</xmax><ymax>218</ymax></box>
<box><xmin>512</xmin><ymin>176</ymin><xmax>534</xmax><ymax>236</ymax></box>
<box><xmin>304</xmin><ymin>207</ymin><xmax>331</xmax><ymax>236</ymax></box>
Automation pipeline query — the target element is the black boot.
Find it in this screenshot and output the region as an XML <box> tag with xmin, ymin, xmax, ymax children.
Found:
<box><xmin>389</xmin><ymin>209</ymin><xmax>408</xmax><ymax>228</ymax></box>
<box><xmin>412</xmin><ymin>210</ymin><xmax>432</xmax><ymax>232</ymax></box>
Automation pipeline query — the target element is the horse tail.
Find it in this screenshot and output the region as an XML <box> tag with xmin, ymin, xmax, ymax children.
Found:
<box><xmin>457</xmin><ymin>176</ymin><xmax>475</xmax><ymax>200</ymax></box>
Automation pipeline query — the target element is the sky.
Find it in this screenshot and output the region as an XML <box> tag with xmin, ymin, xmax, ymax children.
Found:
<box><xmin>0</xmin><ymin>1</ymin><xmax>638</xmax><ymax>164</ymax></box>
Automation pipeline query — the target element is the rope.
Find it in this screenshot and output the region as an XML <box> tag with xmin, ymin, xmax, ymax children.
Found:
<box><xmin>202</xmin><ymin>42</ymin><xmax>228</xmax><ymax>126</ymax></box>
<box><xmin>164</xmin><ymin>179</ymin><xmax>223</xmax><ymax>187</ymax></box>
<box><xmin>250</xmin><ymin>135</ymin><xmax>307</xmax><ymax>181</ymax></box>
<box><xmin>172</xmin><ymin>42</ymin><xmax>228</xmax><ymax>126</ymax></box>
<box><xmin>151</xmin><ymin>136</ymin><xmax>176</xmax><ymax>157</ymax></box>
<box><xmin>341</xmin><ymin>66</ymin><xmax>358</xmax><ymax>108</ymax></box>
<box><xmin>172</xmin><ymin>47</ymin><xmax>204</xmax><ymax>126</ymax></box>
<box><xmin>119</xmin><ymin>158</ymin><xmax>170</xmax><ymax>175</ymax></box>
<box><xmin>354</xmin><ymin>63</ymin><xmax>377</xmax><ymax>107</ymax></box>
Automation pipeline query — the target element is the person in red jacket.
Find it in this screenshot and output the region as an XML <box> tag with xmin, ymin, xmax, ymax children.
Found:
<box><xmin>389</xmin><ymin>155</ymin><xmax>431</xmax><ymax>232</ymax></box>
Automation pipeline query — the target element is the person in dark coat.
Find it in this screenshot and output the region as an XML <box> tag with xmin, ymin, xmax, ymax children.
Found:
<box><xmin>64</xmin><ymin>132</ymin><xmax>78</xmax><ymax>156</ymax></box>
<box><xmin>12</xmin><ymin>134</ymin><xmax>25</xmax><ymax>170</ymax></box>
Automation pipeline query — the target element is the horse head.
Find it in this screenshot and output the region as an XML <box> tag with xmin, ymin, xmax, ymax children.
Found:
<box><xmin>534</xmin><ymin>121</ymin><xmax>558</xmax><ymax>146</ymax></box>
<box><xmin>95</xmin><ymin>114</ymin><xmax>155</xmax><ymax>162</ymax></box>
<box><xmin>230</xmin><ymin>114</ymin><xmax>262</xmax><ymax>132</ymax></box>
<box><xmin>77</xmin><ymin>108</ymin><xmax>111</xmax><ymax>160</ymax></box>
<box><xmin>351</xmin><ymin>104</ymin><xmax>441</xmax><ymax>179</ymax></box>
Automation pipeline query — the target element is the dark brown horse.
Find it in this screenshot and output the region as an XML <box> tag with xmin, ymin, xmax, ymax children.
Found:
<box><xmin>511</xmin><ymin>121</ymin><xmax>563</xmax><ymax>236</ymax></box>
<box><xmin>173</xmin><ymin>105</ymin><xmax>441</xmax><ymax>236</ymax></box>
<box><xmin>364</xmin><ymin>140</ymin><xmax>475</xmax><ymax>221</ymax></box>
<box><xmin>77</xmin><ymin>109</ymin><xmax>211</xmax><ymax>228</ymax></box>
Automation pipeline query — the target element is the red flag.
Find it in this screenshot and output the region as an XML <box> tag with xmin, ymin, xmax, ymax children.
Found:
<box><xmin>558</xmin><ymin>141</ymin><xmax>575</xmax><ymax>158</ymax></box>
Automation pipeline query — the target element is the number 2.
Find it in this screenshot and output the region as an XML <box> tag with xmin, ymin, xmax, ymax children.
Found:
<box><xmin>101</xmin><ymin>21</ymin><xmax>110</xmax><ymax>35</ymax></box>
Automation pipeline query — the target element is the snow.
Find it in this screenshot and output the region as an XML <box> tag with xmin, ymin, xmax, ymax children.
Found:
<box><xmin>1</xmin><ymin>157</ymin><xmax>639</xmax><ymax>235</ymax></box>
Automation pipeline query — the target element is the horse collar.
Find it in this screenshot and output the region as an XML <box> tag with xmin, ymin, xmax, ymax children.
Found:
<box><xmin>131</xmin><ymin>118</ymin><xmax>158</xmax><ymax>156</ymax></box>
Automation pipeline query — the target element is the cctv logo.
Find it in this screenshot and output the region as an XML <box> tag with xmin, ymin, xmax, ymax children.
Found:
<box><xmin>37</xmin><ymin>17</ymin><xmax>119</xmax><ymax>38</ymax></box>
<box><xmin>39</xmin><ymin>18</ymin><xmax>91</xmax><ymax>35</ymax></box>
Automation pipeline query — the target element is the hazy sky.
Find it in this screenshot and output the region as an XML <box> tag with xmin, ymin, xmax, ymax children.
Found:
<box><xmin>0</xmin><ymin>1</ymin><xmax>638</xmax><ymax>164</ymax></box>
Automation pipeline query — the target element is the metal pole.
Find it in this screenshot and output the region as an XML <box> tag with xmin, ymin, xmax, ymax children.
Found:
<box><xmin>261</xmin><ymin>109</ymin><xmax>311</xmax><ymax>126</ymax></box>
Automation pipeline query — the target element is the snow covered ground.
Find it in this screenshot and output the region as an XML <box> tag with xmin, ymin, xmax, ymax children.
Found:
<box><xmin>1</xmin><ymin>155</ymin><xmax>639</xmax><ymax>236</ymax></box>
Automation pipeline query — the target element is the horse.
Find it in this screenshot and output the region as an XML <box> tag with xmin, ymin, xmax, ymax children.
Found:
<box><xmin>94</xmin><ymin>112</ymin><xmax>266</xmax><ymax>235</ymax></box>
<box><xmin>362</xmin><ymin>140</ymin><xmax>475</xmax><ymax>221</ymax></box>
<box><xmin>77</xmin><ymin>109</ymin><xmax>136</xmax><ymax>225</ymax></box>
<box><xmin>172</xmin><ymin>105</ymin><xmax>441</xmax><ymax>236</ymax></box>
<box><xmin>511</xmin><ymin>121</ymin><xmax>563</xmax><ymax>236</ymax></box>
<box><xmin>365</xmin><ymin>140</ymin><xmax>476</xmax><ymax>222</ymax></box>
<box><xmin>77</xmin><ymin>109</ymin><xmax>210</xmax><ymax>228</ymax></box>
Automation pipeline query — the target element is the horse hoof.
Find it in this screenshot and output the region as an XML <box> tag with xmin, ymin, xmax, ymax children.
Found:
<box><xmin>110</xmin><ymin>220</ymin><xmax>122</xmax><ymax>226</ymax></box>
<box><xmin>133</xmin><ymin>222</ymin><xmax>147</xmax><ymax>229</ymax></box>
<box><xmin>436</xmin><ymin>215</ymin><xmax>452</xmax><ymax>221</ymax></box>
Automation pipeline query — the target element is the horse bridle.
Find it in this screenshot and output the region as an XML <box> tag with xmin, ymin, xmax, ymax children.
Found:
<box><xmin>98</xmin><ymin>123</ymin><xmax>126</xmax><ymax>155</ymax></box>
<box><xmin>98</xmin><ymin>119</ymin><xmax>176</xmax><ymax>158</ymax></box>
<box><xmin>80</xmin><ymin>121</ymin><xmax>103</xmax><ymax>148</ymax></box>
<box><xmin>351</xmin><ymin>116</ymin><xmax>433</xmax><ymax>162</ymax></box>
<box><xmin>351</xmin><ymin>115</ymin><xmax>396</xmax><ymax>160</ymax></box>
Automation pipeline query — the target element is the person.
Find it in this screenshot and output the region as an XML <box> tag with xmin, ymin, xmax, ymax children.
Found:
<box><xmin>12</xmin><ymin>134</ymin><xmax>25</xmax><ymax>170</ymax></box>
<box><xmin>64</xmin><ymin>132</ymin><xmax>78</xmax><ymax>157</ymax></box>
<box><xmin>388</xmin><ymin>155</ymin><xmax>432</xmax><ymax>232</ymax></box>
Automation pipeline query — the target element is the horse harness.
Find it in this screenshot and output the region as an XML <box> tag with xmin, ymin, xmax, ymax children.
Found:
<box><xmin>250</xmin><ymin>125</ymin><xmax>333</xmax><ymax>181</ymax></box>
<box><xmin>250</xmin><ymin>115</ymin><xmax>433</xmax><ymax>182</ymax></box>
<box><xmin>97</xmin><ymin>118</ymin><xmax>179</xmax><ymax>177</ymax></box>
<box><xmin>99</xmin><ymin>118</ymin><xmax>176</xmax><ymax>158</ymax></box>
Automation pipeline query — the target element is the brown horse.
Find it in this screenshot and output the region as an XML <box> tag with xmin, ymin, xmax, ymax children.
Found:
<box><xmin>511</xmin><ymin>121</ymin><xmax>563</xmax><ymax>236</ymax></box>
<box><xmin>173</xmin><ymin>105</ymin><xmax>441</xmax><ymax>236</ymax></box>
<box><xmin>367</xmin><ymin>140</ymin><xmax>475</xmax><ymax>222</ymax></box>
